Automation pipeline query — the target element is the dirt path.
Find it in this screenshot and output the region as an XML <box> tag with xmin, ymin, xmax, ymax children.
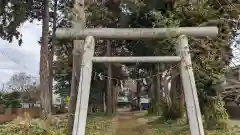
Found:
<box><xmin>112</xmin><ymin>111</ymin><xmax>155</xmax><ymax>135</ymax></box>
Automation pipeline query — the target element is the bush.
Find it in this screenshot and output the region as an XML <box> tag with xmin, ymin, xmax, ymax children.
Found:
<box><xmin>202</xmin><ymin>96</ymin><xmax>229</xmax><ymax>130</ymax></box>
<box><xmin>161</xmin><ymin>100</ymin><xmax>185</xmax><ymax>120</ymax></box>
<box><xmin>0</xmin><ymin>92</ymin><xmax>22</xmax><ymax>108</ymax></box>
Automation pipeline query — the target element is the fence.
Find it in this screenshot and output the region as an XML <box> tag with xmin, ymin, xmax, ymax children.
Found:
<box><xmin>0</xmin><ymin>107</ymin><xmax>41</xmax><ymax>123</ymax></box>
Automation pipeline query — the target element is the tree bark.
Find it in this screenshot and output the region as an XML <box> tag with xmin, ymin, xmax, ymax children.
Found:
<box><xmin>67</xmin><ymin>0</ymin><xmax>86</xmax><ymax>134</ymax></box>
<box><xmin>60</xmin><ymin>97</ymin><xmax>66</xmax><ymax>113</ymax></box>
<box><xmin>169</xmin><ymin>71</ymin><xmax>184</xmax><ymax>119</ymax></box>
<box><xmin>40</xmin><ymin>0</ymin><xmax>51</xmax><ymax>119</ymax></box>
<box><xmin>106</xmin><ymin>40</ymin><xmax>113</xmax><ymax>116</ymax></box>
<box><xmin>148</xmin><ymin>77</ymin><xmax>156</xmax><ymax>114</ymax></box>
<box><xmin>103</xmin><ymin>90</ymin><xmax>107</xmax><ymax>112</ymax></box>
<box><xmin>48</xmin><ymin>0</ymin><xmax>58</xmax><ymax>112</ymax></box>
<box><xmin>113</xmin><ymin>86</ymin><xmax>119</xmax><ymax>114</ymax></box>
<box><xmin>136</xmin><ymin>80</ymin><xmax>141</xmax><ymax>110</ymax></box>
<box><xmin>155</xmin><ymin>63</ymin><xmax>162</xmax><ymax>115</ymax></box>
<box><xmin>112</xmin><ymin>86</ymin><xmax>117</xmax><ymax>114</ymax></box>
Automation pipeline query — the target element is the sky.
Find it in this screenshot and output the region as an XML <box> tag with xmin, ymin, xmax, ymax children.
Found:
<box><xmin>0</xmin><ymin>21</ymin><xmax>42</xmax><ymax>84</ymax></box>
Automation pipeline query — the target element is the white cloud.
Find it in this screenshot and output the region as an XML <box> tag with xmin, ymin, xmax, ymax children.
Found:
<box><xmin>0</xmin><ymin>20</ymin><xmax>42</xmax><ymax>83</ymax></box>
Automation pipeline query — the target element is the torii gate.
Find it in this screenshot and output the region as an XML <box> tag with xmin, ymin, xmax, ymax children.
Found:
<box><xmin>56</xmin><ymin>27</ymin><xmax>218</xmax><ymax>135</ymax></box>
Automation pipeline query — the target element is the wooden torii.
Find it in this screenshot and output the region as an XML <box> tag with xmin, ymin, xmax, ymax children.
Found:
<box><xmin>56</xmin><ymin>27</ymin><xmax>218</xmax><ymax>135</ymax></box>
<box><xmin>56</xmin><ymin>2</ymin><xmax>218</xmax><ymax>135</ymax></box>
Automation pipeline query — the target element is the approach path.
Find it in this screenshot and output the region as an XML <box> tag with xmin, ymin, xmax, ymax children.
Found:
<box><xmin>112</xmin><ymin>110</ymin><xmax>155</xmax><ymax>135</ymax></box>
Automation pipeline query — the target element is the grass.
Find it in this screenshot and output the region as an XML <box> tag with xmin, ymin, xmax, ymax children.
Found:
<box><xmin>1</xmin><ymin>111</ymin><xmax>240</xmax><ymax>135</ymax></box>
<box><xmin>0</xmin><ymin>113</ymin><xmax>112</xmax><ymax>135</ymax></box>
<box><xmin>86</xmin><ymin>114</ymin><xmax>112</xmax><ymax>135</ymax></box>
<box><xmin>147</xmin><ymin>117</ymin><xmax>240</xmax><ymax>135</ymax></box>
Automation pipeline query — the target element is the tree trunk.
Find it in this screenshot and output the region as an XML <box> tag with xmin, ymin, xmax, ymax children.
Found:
<box><xmin>169</xmin><ymin>75</ymin><xmax>181</xmax><ymax>118</ymax></box>
<box><xmin>148</xmin><ymin>77</ymin><xmax>156</xmax><ymax>114</ymax></box>
<box><xmin>163</xmin><ymin>73</ymin><xmax>170</xmax><ymax>105</ymax></box>
<box><xmin>112</xmin><ymin>86</ymin><xmax>116</xmax><ymax>114</ymax></box>
<box><xmin>67</xmin><ymin>0</ymin><xmax>86</xmax><ymax>134</ymax></box>
<box><xmin>136</xmin><ymin>80</ymin><xmax>141</xmax><ymax>110</ymax></box>
<box><xmin>168</xmin><ymin>69</ymin><xmax>184</xmax><ymax>119</ymax></box>
<box><xmin>48</xmin><ymin>0</ymin><xmax>58</xmax><ymax>112</ymax></box>
<box><xmin>155</xmin><ymin>63</ymin><xmax>162</xmax><ymax>115</ymax></box>
<box><xmin>88</xmin><ymin>104</ymin><xmax>93</xmax><ymax>114</ymax></box>
<box><xmin>106</xmin><ymin>40</ymin><xmax>113</xmax><ymax>116</ymax></box>
<box><xmin>60</xmin><ymin>97</ymin><xmax>66</xmax><ymax>113</ymax></box>
<box><xmin>103</xmin><ymin>90</ymin><xmax>107</xmax><ymax>113</ymax></box>
<box><xmin>176</xmin><ymin>76</ymin><xmax>185</xmax><ymax>118</ymax></box>
<box><xmin>40</xmin><ymin>0</ymin><xmax>51</xmax><ymax>119</ymax></box>
<box><xmin>112</xmin><ymin>86</ymin><xmax>119</xmax><ymax>114</ymax></box>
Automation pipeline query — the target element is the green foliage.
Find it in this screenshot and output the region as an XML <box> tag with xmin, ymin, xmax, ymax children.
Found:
<box><xmin>64</xmin><ymin>96</ymin><xmax>70</xmax><ymax>104</ymax></box>
<box><xmin>53</xmin><ymin>1</ymin><xmax>129</xmax><ymax>97</ymax></box>
<box><xmin>0</xmin><ymin>118</ymin><xmax>66</xmax><ymax>135</ymax></box>
<box><xmin>124</xmin><ymin>0</ymin><xmax>235</xmax><ymax>120</ymax></box>
<box><xmin>6</xmin><ymin>92</ymin><xmax>22</xmax><ymax>108</ymax></box>
<box><xmin>85</xmin><ymin>116</ymin><xmax>112</xmax><ymax>135</ymax></box>
<box><xmin>0</xmin><ymin>92</ymin><xmax>6</xmax><ymax>105</ymax></box>
<box><xmin>202</xmin><ymin>96</ymin><xmax>229</xmax><ymax>130</ymax></box>
<box><xmin>150</xmin><ymin>117</ymin><xmax>239</xmax><ymax>135</ymax></box>
<box><xmin>160</xmin><ymin>101</ymin><xmax>185</xmax><ymax>120</ymax></box>
<box><xmin>0</xmin><ymin>92</ymin><xmax>22</xmax><ymax>108</ymax></box>
<box><xmin>0</xmin><ymin>0</ymin><xmax>43</xmax><ymax>45</ymax></box>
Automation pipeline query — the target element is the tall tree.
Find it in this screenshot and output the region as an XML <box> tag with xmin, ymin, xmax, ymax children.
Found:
<box><xmin>7</xmin><ymin>72</ymin><xmax>35</xmax><ymax>92</ymax></box>
<box><xmin>122</xmin><ymin>0</ymin><xmax>237</xmax><ymax>126</ymax></box>
<box><xmin>106</xmin><ymin>41</ymin><xmax>113</xmax><ymax>116</ymax></box>
<box><xmin>40</xmin><ymin>0</ymin><xmax>51</xmax><ymax>119</ymax></box>
<box><xmin>49</xmin><ymin>0</ymin><xmax>58</xmax><ymax>110</ymax></box>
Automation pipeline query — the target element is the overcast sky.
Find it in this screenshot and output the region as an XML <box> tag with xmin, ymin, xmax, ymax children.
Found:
<box><xmin>0</xmin><ymin>20</ymin><xmax>239</xmax><ymax>86</ymax></box>
<box><xmin>0</xmin><ymin>21</ymin><xmax>41</xmax><ymax>84</ymax></box>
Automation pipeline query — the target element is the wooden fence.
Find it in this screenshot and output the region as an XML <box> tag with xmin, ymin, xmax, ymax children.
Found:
<box><xmin>0</xmin><ymin>108</ymin><xmax>41</xmax><ymax>123</ymax></box>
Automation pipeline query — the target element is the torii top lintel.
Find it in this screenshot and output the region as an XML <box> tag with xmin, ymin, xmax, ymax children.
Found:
<box><xmin>56</xmin><ymin>27</ymin><xmax>218</xmax><ymax>40</ymax></box>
